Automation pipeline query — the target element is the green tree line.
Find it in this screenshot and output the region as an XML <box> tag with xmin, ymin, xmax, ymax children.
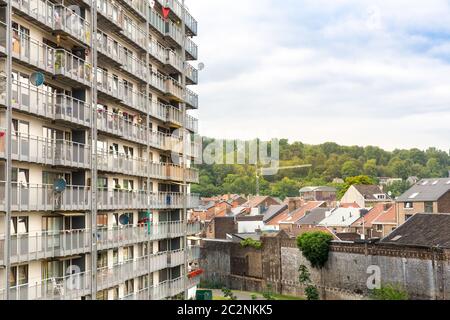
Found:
<box><xmin>191</xmin><ymin>138</ymin><xmax>450</xmax><ymax>199</ymax></box>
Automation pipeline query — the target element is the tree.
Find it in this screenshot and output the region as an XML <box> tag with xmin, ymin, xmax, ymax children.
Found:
<box><xmin>341</xmin><ymin>160</ymin><xmax>362</xmax><ymax>178</ymax></box>
<box><xmin>297</xmin><ymin>232</ymin><xmax>333</xmax><ymax>268</ymax></box>
<box><xmin>363</xmin><ymin>159</ymin><xmax>378</xmax><ymax>177</ymax></box>
<box><xmin>384</xmin><ymin>180</ymin><xmax>411</xmax><ymax>198</ymax></box>
<box><xmin>370</xmin><ymin>284</ymin><xmax>409</xmax><ymax>300</ymax></box>
<box><xmin>270</xmin><ymin>177</ymin><xmax>300</xmax><ymax>200</ymax></box>
<box><xmin>298</xmin><ymin>264</ymin><xmax>319</xmax><ymax>300</ymax></box>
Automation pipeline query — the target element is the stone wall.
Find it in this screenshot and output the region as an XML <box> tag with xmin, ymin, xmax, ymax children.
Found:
<box><xmin>200</xmin><ymin>236</ymin><xmax>450</xmax><ymax>300</ymax></box>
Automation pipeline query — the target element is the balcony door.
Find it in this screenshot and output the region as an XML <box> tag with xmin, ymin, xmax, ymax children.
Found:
<box><xmin>42</xmin><ymin>216</ymin><xmax>63</xmax><ymax>250</ymax></box>
<box><xmin>9</xmin><ymin>264</ymin><xmax>28</xmax><ymax>300</ymax></box>
<box><xmin>11</xmin><ymin>167</ymin><xmax>29</xmax><ymax>209</ymax></box>
<box><xmin>11</xmin><ymin>118</ymin><xmax>29</xmax><ymax>160</ymax></box>
<box><xmin>10</xmin><ymin>216</ymin><xmax>29</xmax><ymax>258</ymax></box>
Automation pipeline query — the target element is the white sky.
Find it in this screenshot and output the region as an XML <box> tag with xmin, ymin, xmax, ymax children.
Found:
<box><xmin>186</xmin><ymin>0</ymin><xmax>450</xmax><ymax>151</ymax></box>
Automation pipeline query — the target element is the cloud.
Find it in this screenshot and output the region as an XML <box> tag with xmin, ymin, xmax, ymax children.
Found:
<box><xmin>186</xmin><ymin>0</ymin><xmax>450</xmax><ymax>151</ymax></box>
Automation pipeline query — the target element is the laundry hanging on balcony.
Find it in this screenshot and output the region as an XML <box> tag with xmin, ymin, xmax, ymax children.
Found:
<box><xmin>162</xmin><ymin>7</ymin><xmax>170</xmax><ymax>19</ymax></box>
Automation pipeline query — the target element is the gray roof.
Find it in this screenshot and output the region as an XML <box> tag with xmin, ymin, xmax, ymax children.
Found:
<box><xmin>296</xmin><ymin>208</ymin><xmax>329</xmax><ymax>226</ymax></box>
<box><xmin>262</xmin><ymin>204</ymin><xmax>288</xmax><ymax>222</ymax></box>
<box><xmin>397</xmin><ymin>178</ymin><xmax>450</xmax><ymax>202</ymax></box>
<box><xmin>232</xmin><ymin>233</ymin><xmax>261</xmax><ymax>241</ymax></box>
<box><xmin>353</xmin><ymin>185</ymin><xmax>387</xmax><ymax>200</ymax></box>
<box><xmin>380</xmin><ymin>213</ymin><xmax>450</xmax><ymax>248</ymax></box>
<box><xmin>300</xmin><ymin>186</ymin><xmax>337</xmax><ymax>193</ymax></box>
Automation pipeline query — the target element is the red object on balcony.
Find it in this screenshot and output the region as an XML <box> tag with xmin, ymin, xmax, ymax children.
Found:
<box><xmin>162</xmin><ymin>7</ymin><xmax>170</xmax><ymax>19</ymax></box>
<box><xmin>188</xmin><ymin>269</ymin><xmax>204</xmax><ymax>279</ymax></box>
<box><xmin>0</xmin><ymin>131</ymin><xmax>5</xmax><ymax>137</ymax></box>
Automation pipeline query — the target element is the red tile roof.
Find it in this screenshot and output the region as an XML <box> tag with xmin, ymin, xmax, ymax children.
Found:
<box><xmin>275</xmin><ymin>201</ymin><xmax>325</xmax><ymax>225</ymax></box>
<box><xmin>351</xmin><ymin>203</ymin><xmax>392</xmax><ymax>228</ymax></box>
<box><xmin>372</xmin><ymin>205</ymin><xmax>397</xmax><ymax>225</ymax></box>
<box><xmin>340</xmin><ymin>202</ymin><xmax>360</xmax><ymax>208</ymax></box>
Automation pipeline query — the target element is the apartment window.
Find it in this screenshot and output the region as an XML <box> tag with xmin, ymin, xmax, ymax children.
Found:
<box><xmin>9</xmin><ymin>265</ymin><xmax>28</xmax><ymax>287</ymax></box>
<box><xmin>125</xmin><ymin>279</ymin><xmax>134</xmax><ymax>296</ymax></box>
<box><xmin>113</xmin><ymin>249</ymin><xmax>119</xmax><ymax>266</ymax></box>
<box><xmin>404</xmin><ymin>202</ymin><xmax>413</xmax><ymax>209</ymax></box>
<box><xmin>97</xmin><ymin>251</ymin><xmax>108</xmax><ymax>269</ymax></box>
<box><xmin>109</xmin><ymin>143</ymin><xmax>119</xmax><ymax>156</ymax></box>
<box><xmin>138</xmin><ymin>275</ymin><xmax>148</xmax><ymax>290</ymax></box>
<box><xmin>11</xmin><ymin>216</ymin><xmax>28</xmax><ymax>235</ymax></box>
<box><xmin>97</xmin><ymin>213</ymin><xmax>108</xmax><ymax>227</ymax></box>
<box><xmin>424</xmin><ymin>202</ymin><xmax>434</xmax><ymax>213</ymax></box>
<box><xmin>97</xmin><ymin>177</ymin><xmax>108</xmax><ymax>188</ymax></box>
<box><xmin>123</xmin><ymin>179</ymin><xmax>134</xmax><ymax>191</ymax></box>
<box><xmin>376</xmin><ymin>224</ymin><xmax>383</xmax><ymax>232</ymax></box>
<box><xmin>12</xmin><ymin>168</ymin><xmax>29</xmax><ymax>185</ymax></box>
<box><xmin>123</xmin><ymin>246</ymin><xmax>134</xmax><ymax>262</ymax></box>
<box><xmin>123</xmin><ymin>146</ymin><xmax>134</xmax><ymax>158</ymax></box>
<box><xmin>96</xmin><ymin>290</ymin><xmax>108</xmax><ymax>300</ymax></box>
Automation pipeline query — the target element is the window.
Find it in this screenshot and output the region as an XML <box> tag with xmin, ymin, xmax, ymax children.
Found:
<box><xmin>125</xmin><ymin>279</ymin><xmax>134</xmax><ymax>295</ymax></box>
<box><xmin>123</xmin><ymin>246</ymin><xmax>134</xmax><ymax>262</ymax></box>
<box><xmin>113</xmin><ymin>249</ymin><xmax>119</xmax><ymax>266</ymax></box>
<box><xmin>11</xmin><ymin>216</ymin><xmax>28</xmax><ymax>235</ymax></box>
<box><xmin>97</xmin><ymin>214</ymin><xmax>108</xmax><ymax>227</ymax></box>
<box><xmin>425</xmin><ymin>202</ymin><xmax>434</xmax><ymax>213</ymax></box>
<box><xmin>97</xmin><ymin>251</ymin><xmax>108</xmax><ymax>269</ymax></box>
<box><xmin>376</xmin><ymin>224</ymin><xmax>382</xmax><ymax>232</ymax></box>
<box><xmin>404</xmin><ymin>202</ymin><xmax>413</xmax><ymax>209</ymax></box>
<box><xmin>10</xmin><ymin>265</ymin><xmax>28</xmax><ymax>287</ymax></box>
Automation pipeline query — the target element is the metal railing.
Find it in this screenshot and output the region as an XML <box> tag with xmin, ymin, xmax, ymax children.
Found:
<box><xmin>120</xmin><ymin>51</ymin><xmax>147</xmax><ymax>82</ymax></box>
<box><xmin>185</xmin><ymin>114</ymin><xmax>198</xmax><ymax>133</ymax></box>
<box><xmin>185</xmin><ymin>37</ymin><xmax>198</xmax><ymax>60</ymax></box>
<box><xmin>149</xmin><ymin>70</ymin><xmax>166</xmax><ymax>92</ymax></box>
<box><xmin>148</xmin><ymin>7</ymin><xmax>165</xmax><ymax>35</ymax></box>
<box><xmin>149</xmin><ymin>100</ymin><xmax>167</xmax><ymax>121</ymax></box>
<box><xmin>121</xmin><ymin>86</ymin><xmax>147</xmax><ymax>113</ymax></box>
<box><xmin>185</xmin><ymin>88</ymin><xmax>199</xmax><ymax>108</ymax></box>
<box><xmin>185</xmin><ymin>63</ymin><xmax>198</xmax><ymax>84</ymax></box>
<box><xmin>164</xmin><ymin>20</ymin><xmax>183</xmax><ymax>46</ymax></box>
<box><xmin>97</xmin><ymin>188</ymin><xmax>148</xmax><ymax>210</ymax></box>
<box><xmin>96</xmin><ymin>151</ymin><xmax>148</xmax><ymax>177</ymax></box>
<box><xmin>187</xmin><ymin>222</ymin><xmax>201</xmax><ymax>235</ymax></box>
<box><xmin>165</xmin><ymin>77</ymin><xmax>184</xmax><ymax>101</ymax></box>
<box><xmin>183</xmin><ymin>9</ymin><xmax>198</xmax><ymax>35</ymax></box>
<box><xmin>149</xmin><ymin>130</ymin><xmax>168</xmax><ymax>150</ymax></box>
<box><xmin>55</xmin><ymin>94</ymin><xmax>91</xmax><ymax>127</ymax></box>
<box><xmin>0</xmin><ymin>182</ymin><xmax>90</xmax><ymax>212</ymax></box>
<box><xmin>97</xmin><ymin>29</ymin><xmax>122</xmax><ymax>63</ymax></box>
<box><xmin>188</xmin><ymin>245</ymin><xmax>201</xmax><ymax>261</ymax></box>
<box><xmin>96</xmin><ymin>69</ymin><xmax>123</xmax><ymax>100</ymax></box>
<box><xmin>167</xmin><ymin>105</ymin><xmax>183</xmax><ymax>126</ymax></box>
<box><xmin>8</xmin><ymin>132</ymin><xmax>90</xmax><ymax>168</ymax></box>
<box><xmin>121</xmin><ymin>16</ymin><xmax>147</xmax><ymax>49</ymax></box>
<box><xmin>54</xmin><ymin>49</ymin><xmax>92</xmax><ymax>86</ymax></box>
<box><xmin>54</xmin><ymin>5</ymin><xmax>91</xmax><ymax>45</ymax></box>
<box><xmin>12</xmin><ymin>0</ymin><xmax>55</xmax><ymax>29</ymax></box>
<box><xmin>166</xmin><ymin>49</ymin><xmax>183</xmax><ymax>72</ymax></box>
<box><xmin>96</xmin><ymin>109</ymin><xmax>147</xmax><ymax>144</ymax></box>
<box><xmin>148</xmin><ymin>39</ymin><xmax>166</xmax><ymax>63</ymax></box>
<box><xmin>97</xmin><ymin>0</ymin><xmax>124</xmax><ymax>30</ymax></box>
<box><xmin>11</xmin><ymin>28</ymin><xmax>55</xmax><ymax>73</ymax></box>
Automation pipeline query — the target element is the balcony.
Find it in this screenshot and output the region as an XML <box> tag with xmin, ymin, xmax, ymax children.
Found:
<box><xmin>117</xmin><ymin>0</ymin><xmax>146</xmax><ymax>21</ymax></box>
<box><xmin>54</xmin><ymin>94</ymin><xmax>91</xmax><ymax>127</ymax></box>
<box><xmin>164</xmin><ymin>20</ymin><xmax>183</xmax><ymax>47</ymax></box>
<box><xmin>96</xmin><ymin>69</ymin><xmax>123</xmax><ymax>101</ymax></box>
<box><xmin>149</xmin><ymin>70</ymin><xmax>166</xmax><ymax>92</ymax></box>
<box><xmin>7</xmin><ymin>272</ymin><xmax>91</xmax><ymax>300</ymax></box>
<box><xmin>97</xmin><ymin>188</ymin><xmax>147</xmax><ymax>210</ymax></box>
<box><xmin>54</xmin><ymin>49</ymin><xmax>92</xmax><ymax>87</ymax></box>
<box><xmin>166</xmin><ymin>105</ymin><xmax>183</xmax><ymax>127</ymax></box>
<box><xmin>165</xmin><ymin>77</ymin><xmax>184</xmax><ymax>101</ymax></box>
<box><xmin>185</xmin><ymin>88</ymin><xmax>198</xmax><ymax>109</ymax></box>
<box><xmin>120</xmin><ymin>17</ymin><xmax>147</xmax><ymax>51</ymax></box>
<box><xmin>0</xmin><ymin>22</ymin><xmax>5</xmax><ymax>54</ymax></box>
<box><xmin>185</xmin><ymin>63</ymin><xmax>198</xmax><ymax>85</ymax></box>
<box><xmin>184</xmin><ymin>9</ymin><xmax>198</xmax><ymax>36</ymax></box>
<box><xmin>96</xmin><ymin>109</ymin><xmax>148</xmax><ymax>145</ymax></box>
<box><xmin>97</xmin><ymin>151</ymin><xmax>148</xmax><ymax>177</ymax></box>
<box><xmin>166</xmin><ymin>50</ymin><xmax>183</xmax><ymax>73</ymax></box>
<box><xmin>0</xmin><ymin>182</ymin><xmax>90</xmax><ymax>212</ymax></box>
<box><xmin>97</xmin><ymin>0</ymin><xmax>124</xmax><ymax>32</ymax></box>
<box><xmin>12</xmin><ymin>0</ymin><xmax>55</xmax><ymax>32</ymax></box>
<box><xmin>97</xmin><ymin>256</ymin><xmax>150</xmax><ymax>290</ymax></box>
<box><xmin>5</xmin><ymin>80</ymin><xmax>91</xmax><ymax>127</ymax></box>
<box><xmin>185</xmin><ymin>114</ymin><xmax>198</xmax><ymax>133</ymax></box>
<box><xmin>120</xmin><ymin>51</ymin><xmax>148</xmax><ymax>83</ymax></box>
<box><xmin>11</xmin><ymin>29</ymin><xmax>55</xmax><ymax>74</ymax></box>
<box><xmin>185</xmin><ymin>37</ymin><xmax>198</xmax><ymax>61</ymax></box>
<box><xmin>148</xmin><ymin>192</ymin><xmax>200</xmax><ymax>209</ymax></box>
<box><xmin>148</xmin><ymin>39</ymin><xmax>167</xmax><ymax>64</ymax></box>
<box><xmin>149</xmin><ymin>101</ymin><xmax>167</xmax><ymax>122</ymax></box>
<box><xmin>148</xmin><ymin>7</ymin><xmax>165</xmax><ymax>36</ymax></box>
<box><xmin>188</xmin><ymin>245</ymin><xmax>201</xmax><ymax>261</ymax></box>
<box><xmin>54</xmin><ymin>5</ymin><xmax>91</xmax><ymax>46</ymax></box>
<box><xmin>121</xmin><ymin>86</ymin><xmax>148</xmax><ymax>113</ymax></box>
<box><xmin>5</xmin><ymin>132</ymin><xmax>90</xmax><ymax>169</ymax></box>
<box><xmin>97</xmin><ymin>30</ymin><xmax>123</xmax><ymax>67</ymax></box>
<box><xmin>0</xmin><ymin>229</ymin><xmax>90</xmax><ymax>265</ymax></box>
<box><xmin>160</xmin><ymin>0</ymin><xmax>183</xmax><ymax>20</ymax></box>
<box><xmin>148</xmin><ymin>131</ymin><xmax>167</xmax><ymax>150</ymax></box>
<box><xmin>168</xmin><ymin>249</ymin><xmax>184</xmax><ymax>267</ymax></box>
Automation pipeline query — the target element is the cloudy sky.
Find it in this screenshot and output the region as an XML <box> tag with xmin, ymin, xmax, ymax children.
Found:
<box><xmin>186</xmin><ymin>0</ymin><xmax>450</xmax><ymax>151</ymax></box>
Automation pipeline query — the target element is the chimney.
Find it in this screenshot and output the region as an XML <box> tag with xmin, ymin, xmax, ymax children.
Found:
<box><xmin>287</xmin><ymin>197</ymin><xmax>302</xmax><ymax>213</ymax></box>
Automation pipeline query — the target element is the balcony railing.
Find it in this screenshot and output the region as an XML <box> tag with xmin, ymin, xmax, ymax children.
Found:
<box><xmin>166</xmin><ymin>50</ymin><xmax>183</xmax><ymax>73</ymax></box>
<box><xmin>0</xmin><ymin>182</ymin><xmax>90</xmax><ymax>212</ymax></box>
<box><xmin>120</xmin><ymin>51</ymin><xmax>148</xmax><ymax>82</ymax></box>
<box><xmin>183</xmin><ymin>9</ymin><xmax>198</xmax><ymax>36</ymax></box>
<box><xmin>5</xmin><ymin>80</ymin><xmax>91</xmax><ymax>127</ymax></box>
<box><xmin>185</xmin><ymin>37</ymin><xmax>198</xmax><ymax>60</ymax></box>
<box><xmin>54</xmin><ymin>5</ymin><xmax>91</xmax><ymax>45</ymax></box>
<box><xmin>6</xmin><ymin>132</ymin><xmax>90</xmax><ymax>169</ymax></box>
<box><xmin>97</xmin><ymin>188</ymin><xmax>147</xmax><ymax>210</ymax></box>
<box><xmin>11</xmin><ymin>28</ymin><xmax>55</xmax><ymax>73</ymax></box>
<box><xmin>121</xmin><ymin>86</ymin><xmax>147</xmax><ymax>113</ymax></box>
<box><xmin>55</xmin><ymin>94</ymin><xmax>91</xmax><ymax>127</ymax></box>
<box><xmin>185</xmin><ymin>114</ymin><xmax>198</xmax><ymax>133</ymax></box>
<box><xmin>0</xmin><ymin>229</ymin><xmax>90</xmax><ymax>264</ymax></box>
<box><xmin>12</xmin><ymin>0</ymin><xmax>55</xmax><ymax>30</ymax></box>
<box><xmin>54</xmin><ymin>49</ymin><xmax>91</xmax><ymax>86</ymax></box>
<box><xmin>188</xmin><ymin>245</ymin><xmax>201</xmax><ymax>261</ymax></box>
<box><xmin>165</xmin><ymin>77</ymin><xmax>184</xmax><ymax>101</ymax></box>
<box><xmin>185</xmin><ymin>88</ymin><xmax>199</xmax><ymax>109</ymax></box>
<box><xmin>97</xmin><ymin>151</ymin><xmax>148</xmax><ymax>177</ymax></box>
<box><xmin>97</xmin><ymin>30</ymin><xmax>122</xmax><ymax>64</ymax></box>
<box><xmin>97</xmin><ymin>0</ymin><xmax>124</xmax><ymax>30</ymax></box>
<box><xmin>185</xmin><ymin>63</ymin><xmax>198</xmax><ymax>84</ymax></box>
<box><xmin>187</xmin><ymin>222</ymin><xmax>201</xmax><ymax>235</ymax></box>
<box><xmin>164</xmin><ymin>20</ymin><xmax>183</xmax><ymax>46</ymax></box>
<box><xmin>97</xmin><ymin>69</ymin><xmax>122</xmax><ymax>100</ymax></box>
<box><xmin>149</xmin><ymin>192</ymin><xmax>200</xmax><ymax>209</ymax></box>
<box><xmin>121</xmin><ymin>17</ymin><xmax>147</xmax><ymax>50</ymax></box>
<box><xmin>149</xmin><ymin>70</ymin><xmax>166</xmax><ymax>92</ymax></box>
<box><xmin>149</xmin><ymin>131</ymin><xmax>168</xmax><ymax>150</ymax></box>
<box><xmin>148</xmin><ymin>39</ymin><xmax>166</xmax><ymax>63</ymax></box>
<box><xmin>149</xmin><ymin>101</ymin><xmax>167</xmax><ymax>122</ymax></box>
<box><xmin>168</xmin><ymin>249</ymin><xmax>184</xmax><ymax>267</ymax></box>
<box><xmin>7</xmin><ymin>272</ymin><xmax>91</xmax><ymax>300</ymax></box>
<box><xmin>97</xmin><ymin>256</ymin><xmax>150</xmax><ymax>290</ymax></box>
<box><xmin>166</xmin><ymin>105</ymin><xmax>183</xmax><ymax>126</ymax></box>
<box><xmin>148</xmin><ymin>7</ymin><xmax>165</xmax><ymax>35</ymax></box>
<box><xmin>96</xmin><ymin>109</ymin><xmax>148</xmax><ymax>145</ymax></box>
<box><xmin>118</xmin><ymin>0</ymin><xmax>146</xmax><ymax>20</ymax></box>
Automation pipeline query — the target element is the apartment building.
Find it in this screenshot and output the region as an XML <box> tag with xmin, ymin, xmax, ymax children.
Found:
<box><xmin>0</xmin><ymin>0</ymin><xmax>202</xmax><ymax>300</ymax></box>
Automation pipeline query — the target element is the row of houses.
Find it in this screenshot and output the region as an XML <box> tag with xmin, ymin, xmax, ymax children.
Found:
<box><xmin>192</xmin><ymin>177</ymin><xmax>450</xmax><ymax>242</ymax></box>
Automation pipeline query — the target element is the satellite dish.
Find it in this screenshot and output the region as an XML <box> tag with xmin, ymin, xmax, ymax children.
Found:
<box><xmin>53</xmin><ymin>179</ymin><xmax>67</xmax><ymax>193</ymax></box>
<box><xmin>119</xmin><ymin>214</ymin><xmax>129</xmax><ymax>225</ymax></box>
<box><xmin>198</xmin><ymin>62</ymin><xmax>205</xmax><ymax>71</ymax></box>
<box><xmin>30</xmin><ymin>72</ymin><xmax>45</xmax><ymax>86</ymax></box>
